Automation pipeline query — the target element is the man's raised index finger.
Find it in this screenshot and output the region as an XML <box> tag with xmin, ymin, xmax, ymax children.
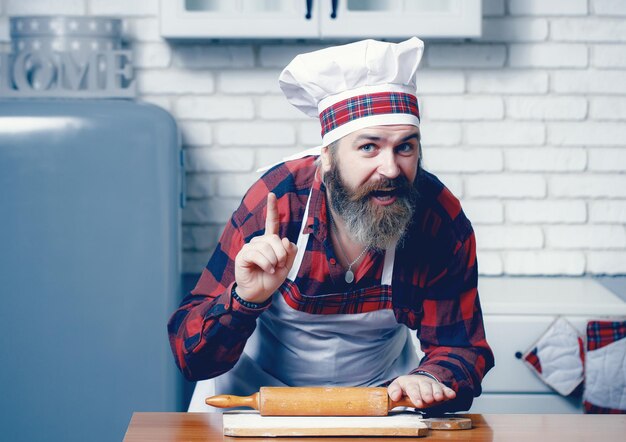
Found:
<box><xmin>265</xmin><ymin>192</ymin><xmax>279</xmax><ymax>236</ymax></box>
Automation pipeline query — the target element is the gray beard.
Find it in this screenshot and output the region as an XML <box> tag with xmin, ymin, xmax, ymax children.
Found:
<box><xmin>324</xmin><ymin>163</ymin><xmax>419</xmax><ymax>251</ymax></box>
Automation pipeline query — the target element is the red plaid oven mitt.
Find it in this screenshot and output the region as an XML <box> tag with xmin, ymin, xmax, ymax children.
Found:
<box><xmin>583</xmin><ymin>320</ymin><xmax>626</xmax><ymax>414</ymax></box>
<box><xmin>522</xmin><ymin>317</ymin><xmax>585</xmax><ymax>396</ymax></box>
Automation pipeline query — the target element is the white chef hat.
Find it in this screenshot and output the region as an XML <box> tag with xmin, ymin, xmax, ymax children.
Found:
<box><xmin>279</xmin><ymin>37</ymin><xmax>424</xmax><ymax>148</ymax></box>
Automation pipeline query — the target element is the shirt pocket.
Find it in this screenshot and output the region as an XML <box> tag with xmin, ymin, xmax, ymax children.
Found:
<box><xmin>392</xmin><ymin>284</ymin><xmax>423</xmax><ymax>330</ymax></box>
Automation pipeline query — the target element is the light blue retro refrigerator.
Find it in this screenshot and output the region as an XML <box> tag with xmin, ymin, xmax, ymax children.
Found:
<box><xmin>0</xmin><ymin>99</ymin><xmax>183</xmax><ymax>441</ymax></box>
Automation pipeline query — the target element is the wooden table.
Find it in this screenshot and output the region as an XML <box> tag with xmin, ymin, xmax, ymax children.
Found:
<box><xmin>124</xmin><ymin>413</ymin><xmax>626</xmax><ymax>441</ymax></box>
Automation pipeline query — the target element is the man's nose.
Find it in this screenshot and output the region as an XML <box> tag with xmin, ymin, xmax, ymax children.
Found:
<box><xmin>377</xmin><ymin>151</ymin><xmax>401</xmax><ymax>179</ymax></box>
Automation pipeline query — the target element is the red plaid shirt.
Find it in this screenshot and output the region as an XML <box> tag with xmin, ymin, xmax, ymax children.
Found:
<box><xmin>168</xmin><ymin>156</ymin><xmax>494</xmax><ymax>412</ymax></box>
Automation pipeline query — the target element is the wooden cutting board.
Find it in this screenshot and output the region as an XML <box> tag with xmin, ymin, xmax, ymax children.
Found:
<box><xmin>223</xmin><ymin>410</ymin><xmax>431</xmax><ymax>437</ymax></box>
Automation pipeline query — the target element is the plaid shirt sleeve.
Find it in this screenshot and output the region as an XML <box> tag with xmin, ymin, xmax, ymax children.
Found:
<box><xmin>406</xmin><ymin>188</ymin><xmax>494</xmax><ymax>413</ymax></box>
<box><xmin>167</xmin><ymin>160</ymin><xmax>312</xmax><ymax>381</ymax></box>
<box><xmin>166</xmin><ymin>216</ymin><xmax>270</xmax><ymax>381</ymax></box>
<box><xmin>167</xmin><ymin>171</ymin><xmax>285</xmax><ymax>380</ymax></box>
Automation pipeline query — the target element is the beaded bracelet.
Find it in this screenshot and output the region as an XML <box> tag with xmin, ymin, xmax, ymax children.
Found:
<box><xmin>231</xmin><ymin>284</ymin><xmax>271</xmax><ymax>309</ymax></box>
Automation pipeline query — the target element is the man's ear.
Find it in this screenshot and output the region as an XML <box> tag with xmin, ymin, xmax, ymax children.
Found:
<box><xmin>320</xmin><ymin>145</ymin><xmax>331</xmax><ymax>173</ymax></box>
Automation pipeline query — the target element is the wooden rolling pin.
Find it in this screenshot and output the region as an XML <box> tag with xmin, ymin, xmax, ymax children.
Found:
<box><xmin>206</xmin><ymin>386</ymin><xmax>418</xmax><ymax>416</ymax></box>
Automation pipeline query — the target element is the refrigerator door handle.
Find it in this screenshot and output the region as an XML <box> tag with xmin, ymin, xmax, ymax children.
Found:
<box><xmin>180</xmin><ymin>149</ymin><xmax>186</xmax><ymax>209</ymax></box>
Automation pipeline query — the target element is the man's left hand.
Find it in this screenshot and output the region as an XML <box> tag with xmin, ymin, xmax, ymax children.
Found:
<box><xmin>388</xmin><ymin>374</ymin><xmax>456</xmax><ymax>409</ymax></box>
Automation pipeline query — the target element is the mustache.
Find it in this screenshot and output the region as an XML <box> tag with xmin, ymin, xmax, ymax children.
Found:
<box><xmin>349</xmin><ymin>176</ymin><xmax>413</xmax><ymax>201</ymax></box>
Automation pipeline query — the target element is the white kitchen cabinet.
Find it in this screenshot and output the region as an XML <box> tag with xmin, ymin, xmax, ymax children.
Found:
<box><xmin>160</xmin><ymin>0</ymin><xmax>481</xmax><ymax>39</ymax></box>
<box><xmin>160</xmin><ymin>0</ymin><xmax>318</xmax><ymax>39</ymax></box>
<box><xmin>319</xmin><ymin>0</ymin><xmax>481</xmax><ymax>39</ymax></box>
<box><xmin>472</xmin><ymin>277</ymin><xmax>626</xmax><ymax>413</ymax></box>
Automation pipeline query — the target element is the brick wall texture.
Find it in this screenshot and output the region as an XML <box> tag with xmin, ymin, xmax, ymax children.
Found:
<box><xmin>2</xmin><ymin>0</ymin><xmax>625</xmax><ymax>275</ymax></box>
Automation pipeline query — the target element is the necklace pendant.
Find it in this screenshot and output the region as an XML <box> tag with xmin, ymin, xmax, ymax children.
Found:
<box><xmin>345</xmin><ymin>269</ymin><xmax>354</xmax><ymax>284</ymax></box>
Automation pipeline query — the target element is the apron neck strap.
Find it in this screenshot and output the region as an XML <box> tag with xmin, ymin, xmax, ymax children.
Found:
<box><xmin>287</xmin><ymin>188</ymin><xmax>397</xmax><ymax>285</ymax></box>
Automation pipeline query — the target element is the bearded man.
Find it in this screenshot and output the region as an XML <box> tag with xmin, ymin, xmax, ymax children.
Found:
<box><xmin>168</xmin><ymin>38</ymin><xmax>494</xmax><ymax>414</ymax></box>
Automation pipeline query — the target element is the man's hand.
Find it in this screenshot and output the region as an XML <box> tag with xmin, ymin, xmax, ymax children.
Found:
<box><xmin>388</xmin><ymin>374</ymin><xmax>456</xmax><ymax>409</ymax></box>
<box><xmin>234</xmin><ymin>193</ymin><xmax>298</xmax><ymax>304</ymax></box>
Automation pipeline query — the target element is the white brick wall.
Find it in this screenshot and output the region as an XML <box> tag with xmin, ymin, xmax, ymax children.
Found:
<box><xmin>122</xmin><ymin>18</ymin><xmax>161</xmax><ymax>42</ymax></box>
<box><xmin>588</xmin><ymin>148</ymin><xmax>626</xmax><ymax>171</ymax></box>
<box><xmin>436</xmin><ymin>174</ymin><xmax>464</xmax><ymax>199</ymax></box>
<box><xmin>506</xmin><ymin>96</ymin><xmax>587</xmax><ymax>120</ymax></box>
<box><xmin>549</xmin><ymin>122</ymin><xmax>626</xmax><ymax>146</ymax></box>
<box><xmin>174</xmin><ymin>96</ymin><xmax>255</xmax><ymax>121</ymax></box>
<box><xmin>178</xmin><ymin>121</ymin><xmax>213</xmax><ymax>146</ymax></box>
<box><xmin>133</xmin><ymin>43</ymin><xmax>172</xmax><ymax>69</ymax></box>
<box><xmin>89</xmin><ymin>0</ymin><xmax>158</xmax><ymax>16</ymax></box>
<box><xmin>552</xmin><ymin>71</ymin><xmax>626</xmax><ymax>94</ymax></box>
<box><xmin>416</xmin><ymin>71</ymin><xmax>465</xmax><ymax>94</ymax></box>
<box><xmin>298</xmin><ymin>121</ymin><xmax>322</xmax><ymax>146</ymax></box>
<box><xmin>183</xmin><ymin>198</ymin><xmax>240</xmax><ymax>224</ymax></box>
<box><xmin>509</xmin><ymin>0</ymin><xmax>588</xmax><ymax>16</ymax></box>
<box><xmin>216</xmin><ymin>122</ymin><xmax>295</xmax><ymax>146</ymax></box>
<box><xmin>592</xmin><ymin>44</ymin><xmax>626</xmax><ymax>68</ymax></box>
<box><xmin>507</xmin><ymin>200</ymin><xmax>587</xmax><ymax>223</ymax></box>
<box><xmin>466</xmin><ymin>175</ymin><xmax>547</xmax><ymax>198</ymax></box>
<box><xmin>545</xmin><ymin>225</ymin><xmax>626</xmax><ymax>249</ymax></box>
<box><xmin>504</xmin><ymin>251</ymin><xmax>586</xmax><ymax>275</ymax></box>
<box><xmin>504</xmin><ymin>148</ymin><xmax>586</xmax><ymax>172</ymax></box>
<box><xmin>482</xmin><ymin>0</ymin><xmax>505</xmax><ymax>17</ymax></box>
<box><xmin>551</xmin><ymin>18</ymin><xmax>626</xmax><ymax>42</ymax></box>
<box><xmin>590</xmin><ymin>97</ymin><xmax>626</xmax><ymax>119</ymax></box>
<box><xmin>509</xmin><ymin>44</ymin><xmax>588</xmax><ymax>68</ymax></box>
<box><xmin>467</xmin><ymin>71</ymin><xmax>549</xmax><ymax>94</ymax></box>
<box><xmin>551</xmin><ymin>175</ymin><xmax>626</xmax><ymax>198</ymax></box>
<box><xmin>185</xmin><ymin>148</ymin><xmax>255</xmax><ymax>172</ymax></box>
<box><xmin>136</xmin><ymin>70</ymin><xmax>215</xmax><ymax>94</ymax></box>
<box><xmin>465</xmin><ymin>122</ymin><xmax>545</xmax><ymax>145</ymax></box>
<box><xmin>462</xmin><ymin>200</ymin><xmax>505</xmax><ymax>224</ymax></box>
<box><xmin>185</xmin><ymin>174</ymin><xmax>215</xmax><ymax>199</ymax></box>
<box><xmin>256</xmin><ymin>147</ymin><xmax>307</xmax><ymax>169</ymax></box>
<box><xmin>6</xmin><ymin>0</ymin><xmax>85</xmax><ymax>15</ymax></box>
<box><xmin>480</xmin><ymin>18</ymin><xmax>548</xmax><ymax>42</ymax></box>
<box><xmin>259</xmin><ymin>44</ymin><xmax>329</xmax><ymax>68</ymax></box>
<box><xmin>183</xmin><ymin>225</ymin><xmax>222</xmax><ymax>251</ymax></box>
<box><xmin>257</xmin><ymin>96</ymin><xmax>310</xmax><ymax>120</ymax></box>
<box><xmin>419</xmin><ymin>123</ymin><xmax>462</xmax><ymax>146</ymax></box>
<box><xmin>590</xmin><ymin>201</ymin><xmax>626</xmax><ymax>223</ymax></box>
<box><xmin>476</xmin><ymin>252</ymin><xmax>504</xmax><ymax>275</ymax></box>
<box><xmin>475</xmin><ymin>225</ymin><xmax>544</xmax><ymax>249</ymax></box>
<box><xmin>11</xmin><ymin>0</ymin><xmax>624</xmax><ymax>276</ymax></box>
<box><xmin>421</xmin><ymin>96</ymin><xmax>504</xmax><ymax>120</ymax></box>
<box><xmin>587</xmin><ymin>252</ymin><xmax>626</xmax><ymax>274</ymax></box>
<box><xmin>426</xmin><ymin>44</ymin><xmax>507</xmax><ymax>68</ymax></box>
<box><xmin>424</xmin><ymin>148</ymin><xmax>503</xmax><ymax>172</ymax></box>
<box><xmin>173</xmin><ymin>45</ymin><xmax>255</xmax><ymax>69</ymax></box>
<box><xmin>593</xmin><ymin>0</ymin><xmax>626</xmax><ymax>16</ymax></box>
<box><xmin>216</xmin><ymin>173</ymin><xmax>258</xmax><ymax>198</ymax></box>
<box><xmin>218</xmin><ymin>70</ymin><xmax>282</xmax><ymax>94</ymax></box>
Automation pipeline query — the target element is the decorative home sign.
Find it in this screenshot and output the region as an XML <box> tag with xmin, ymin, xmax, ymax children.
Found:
<box><xmin>0</xmin><ymin>16</ymin><xmax>135</xmax><ymax>98</ymax></box>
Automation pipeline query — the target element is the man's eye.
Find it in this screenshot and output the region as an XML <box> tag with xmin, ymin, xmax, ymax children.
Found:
<box><xmin>397</xmin><ymin>143</ymin><xmax>414</xmax><ymax>153</ymax></box>
<box><xmin>360</xmin><ymin>144</ymin><xmax>375</xmax><ymax>153</ymax></box>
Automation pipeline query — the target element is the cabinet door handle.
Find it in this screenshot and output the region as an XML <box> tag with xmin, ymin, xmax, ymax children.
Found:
<box><xmin>330</xmin><ymin>0</ymin><xmax>338</xmax><ymax>19</ymax></box>
<box><xmin>305</xmin><ymin>0</ymin><xmax>314</xmax><ymax>19</ymax></box>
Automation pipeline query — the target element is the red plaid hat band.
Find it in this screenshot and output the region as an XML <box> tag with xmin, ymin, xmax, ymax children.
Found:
<box><xmin>319</xmin><ymin>91</ymin><xmax>420</xmax><ymax>140</ymax></box>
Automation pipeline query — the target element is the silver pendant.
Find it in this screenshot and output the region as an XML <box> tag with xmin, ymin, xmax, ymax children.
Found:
<box><xmin>345</xmin><ymin>269</ymin><xmax>354</xmax><ymax>284</ymax></box>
